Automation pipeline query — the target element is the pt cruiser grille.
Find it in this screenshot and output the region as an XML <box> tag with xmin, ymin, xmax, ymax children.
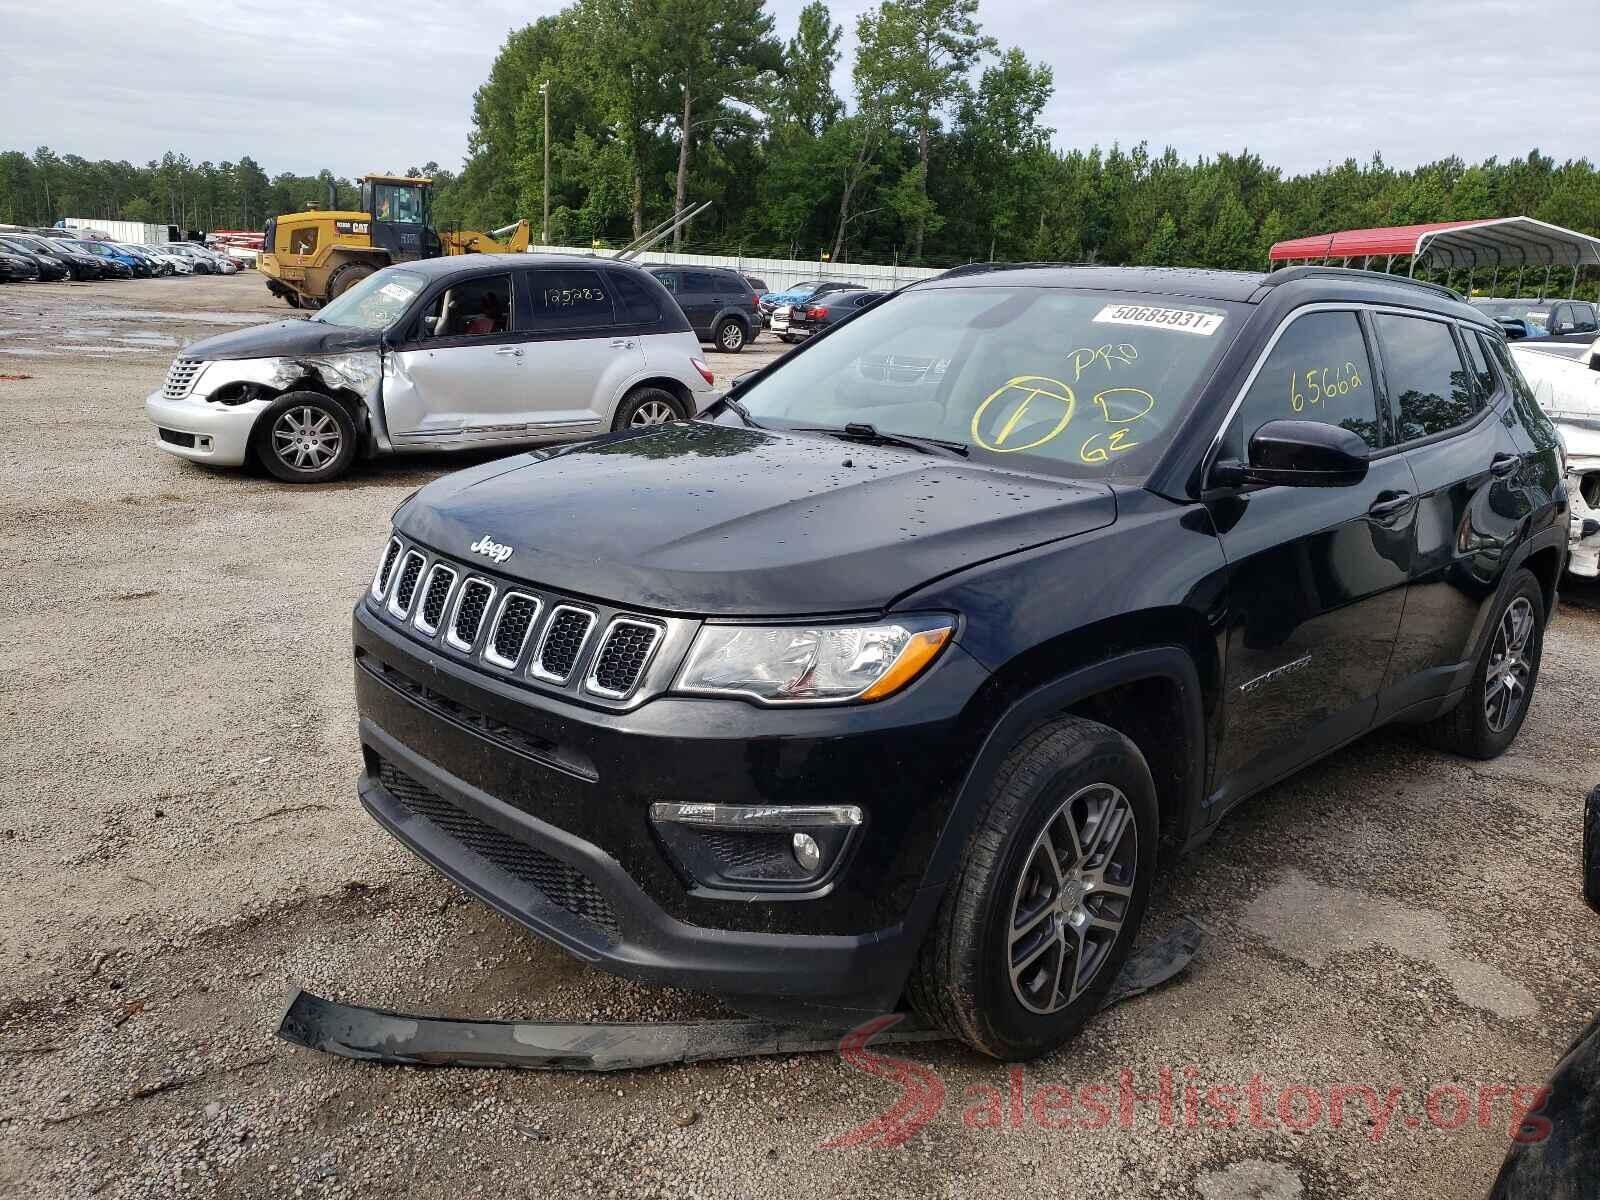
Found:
<box><xmin>162</xmin><ymin>357</ymin><xmax>204</xmax><ymax>399</ymax></box>
<box><xmin>369</xmin><ymin>537</ymin><xmax>672</xmax><ymax>703</ymax></box>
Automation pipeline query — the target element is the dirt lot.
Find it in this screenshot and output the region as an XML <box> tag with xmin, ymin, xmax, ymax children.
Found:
<box><xmin>3</xmin><ymin>273</ymin><xmax>1599</xmax><ymax>1199</ymax></box>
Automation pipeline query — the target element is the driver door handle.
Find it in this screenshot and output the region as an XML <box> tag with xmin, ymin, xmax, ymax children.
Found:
<box><xmin>494</xmin><ymin>346</ymin><xmax>523</xmax><ymax>357</ymax></box>
<box><xmin>1368</xmin><ymin>492</ymin><xmax>1414</xmax><ymax>518</ymax></box>
<box><xmin>1490</xmin><ymin>452</ymin><xmax>1520</xmax><ymax>478</ymax></box>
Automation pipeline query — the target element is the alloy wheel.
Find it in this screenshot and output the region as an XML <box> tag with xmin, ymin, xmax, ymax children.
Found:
<box><xmin>271</xmin><ymin>406</ymin><xmax>342</xmax><ymax>472</ymax></box>
<box><xmin>1483</xmin><ymin>596</ymin><xmax>1535</xmax><ymax>733</ymax></box>
<box><xmin>629</xmin><ymin>400</ymin><xmax>677</xmax><ymax>427</ymax></box>
<box><xmin>719</xmin><ymin>323</ymin><xmax>744</xmax><ymax>351</ymax></box>
<box><xmin>1006</xmin><ymin>783</ymin><xmax>1139</xmax><ymax>1015</ymax></box>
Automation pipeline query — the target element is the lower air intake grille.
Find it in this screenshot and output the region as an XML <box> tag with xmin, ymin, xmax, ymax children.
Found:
<box><xmin>449</xmin><ymin>579</ymin><xmax>494</xmax><ymax>650</ymax></box>
<box><xmin>534</xmin><ymin>607</ymin><xmax>594</xmax><ymax>682</ymax></box>
<box><xmin>376</xmin><ymin>759</ymin><xmax>620</xmax><ymax>940</ymax></box>
<box><xmin>588</xmin><ymin>620</ymin><xmax>662</xmax><ymax>698</ymax></box>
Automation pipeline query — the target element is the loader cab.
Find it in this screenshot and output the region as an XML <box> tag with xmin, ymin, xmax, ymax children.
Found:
<box><xmin>360</xmin><ymin>175</ymin><xmax>440</xmax><ymax>262</ymax></box>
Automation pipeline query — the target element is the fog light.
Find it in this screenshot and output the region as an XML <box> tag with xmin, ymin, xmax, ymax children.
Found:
<box><xmin>792</xmin><ymin>832</ymin><xmax>822</xmax><ymax>871</ymax></box>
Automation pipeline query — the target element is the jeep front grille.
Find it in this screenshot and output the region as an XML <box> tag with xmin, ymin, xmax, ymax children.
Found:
<box><xmin>161</xmin><ymin>357</ymin><xmax>205</xmax><ymax>399</ymax></box>
<box><xmin>532</xmin><ymin>606</ymin><xmax>595</xmax><ymax>683</ymax></box>
<box><xmin>447</xmin><ymin>579</ymin><xmax>495</xmax><ymax>651</ymax></box>
<box><xmin>371</xmin><ymin>537</ymin><xmax>402</xmax><ymax>599</ymax></box>
<box><xmin>485</xmin><ymin>593</ymin><xmax>541</xmax><ymax>668</ymax></box>
<box><xmin>387</xmin><ymin>551</ymin><xmax>426</xmax><ymax>618</ymax></box>
<box><xmin>587</xmin><ymin>619</ymin><xmax>663</xmax><ymax>699</ymax></box>
<box><xmin>368</xmin><ymin>537</ymin><xmax>677</xmax><ymax>704</ymax></box>
<box><xmin>413</xmin><ymin>565</ymin><xmax>457</xmax><ymax>635</ymax></box>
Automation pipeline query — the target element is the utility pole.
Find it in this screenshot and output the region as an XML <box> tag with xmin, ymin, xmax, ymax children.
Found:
<box><xmin>539</xmin><ymin>81</ymin><xmax>550</xmax><ymax>246</ymax></box>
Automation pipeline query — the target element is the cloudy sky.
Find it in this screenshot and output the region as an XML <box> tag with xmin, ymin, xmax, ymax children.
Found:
<box><xmin>3</xmin><ymin>0</ymin><xmax>1593</xmax><ymax>180</ymax></box>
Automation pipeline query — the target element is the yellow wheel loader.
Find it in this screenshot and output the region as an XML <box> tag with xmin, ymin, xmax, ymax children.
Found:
<box><xmin>260</xmin><ymin>174</ymin><xmax>531</xmax><ymax>309</ymax></box>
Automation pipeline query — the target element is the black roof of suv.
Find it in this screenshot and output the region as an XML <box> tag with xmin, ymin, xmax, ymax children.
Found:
<box><xmin>353</xmin><ymin>263</ymin><xmax>1568</xmax><ymax>1059</ymax></box>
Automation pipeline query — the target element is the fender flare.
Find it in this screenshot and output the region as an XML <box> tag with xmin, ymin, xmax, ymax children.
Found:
<box><xmin>918</xmin><ymin>645</ymin><xmax>1207</xmax><ymax>892</ymax></box>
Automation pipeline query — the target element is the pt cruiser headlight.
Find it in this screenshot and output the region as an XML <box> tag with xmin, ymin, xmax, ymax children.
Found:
<box><xmin>675</xmin><ymin>617</ymin><xmax>953</xmax><ymax>704</ymax></box>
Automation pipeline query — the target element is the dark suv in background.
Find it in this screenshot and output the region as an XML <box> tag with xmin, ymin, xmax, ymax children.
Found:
<box><xmin>647</xmin><ymin>265</ymin><xmax>760</xmax><ymax>352</ymax></box>
<box><xmin>352</xmin><ymin>264</ymin><xmax>1566</xmax><ymax>1060</ymax></box>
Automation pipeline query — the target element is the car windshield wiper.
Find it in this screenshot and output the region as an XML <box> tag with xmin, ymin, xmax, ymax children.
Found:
<box><xmin>794</xmin><ymin>422</ymin><xmax>969</xmax><ymax>458</ymax></box>
<box><xmin>717</xmin><ymin>393</ymin><xmax>763</xmax><ymax>428</ymax></box>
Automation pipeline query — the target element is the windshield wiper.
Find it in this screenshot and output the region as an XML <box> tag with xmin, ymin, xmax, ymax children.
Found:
<box><xmin>795</xmin><ymin>422</ymin><xmax>969</xmax><ymax>458</ymax></box>
<box><xmin>717</xmin><ymin>393</ymin><xmax>763</xmax><ymax>428</ymax></box>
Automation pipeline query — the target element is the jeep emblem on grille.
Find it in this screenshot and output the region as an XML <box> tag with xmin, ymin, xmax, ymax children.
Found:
<box><xmin>470</xmin><ymin>535</ymin><xmax>514</xmax><ymax>564</ymax></box>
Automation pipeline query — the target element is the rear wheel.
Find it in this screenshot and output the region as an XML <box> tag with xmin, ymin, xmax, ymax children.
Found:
<box><xmin>909</xmin><ymin>716</ymin><xmax>1158</xmax><ymax>1060</ymax></box>
<box><xmin>1418</xmin><ymin>568</ymin><xmax>1545</xmax><ymax>758</ymax></box>
<box><xmin>611</xmin><ymin>386</ymin><xmax>686</xmax><ymax>431</ymax></box>
<box><xmin>779</xmin><ymin>333</ymin><xmax>800</xmax><ymax>344</ymax></box>
<box><xmin>325</xmin><ymin>261</ymin><xmax>375</xmax><ymax>302</ymax></box>
<box><xmin>253</xmin><ymin>392</ymin><xmax>357</xmax><ymax>484</ymax></box>
<box><xmin>714</xmin><ymin>318</ymin><xmax>748</xmax><ymax>353</ymax></box>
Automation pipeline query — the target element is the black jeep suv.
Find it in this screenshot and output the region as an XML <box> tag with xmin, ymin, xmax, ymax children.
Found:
<box><xmin>353</xmin><ymin>265</ymin><xmax>1567</xmax><ymax>1060</ymax></box>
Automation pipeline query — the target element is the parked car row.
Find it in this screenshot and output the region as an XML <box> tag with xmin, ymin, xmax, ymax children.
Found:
<box><xmin>0</xmin><ymin>228</ymin><xmax>246</xmax><ymax>283</ymax></box>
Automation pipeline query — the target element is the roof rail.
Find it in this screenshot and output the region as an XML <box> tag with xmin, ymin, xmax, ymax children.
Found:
<box><xmin>934</xmin><ymin>261</ymin><xmax>1089</xmax><ymax>280</ymax></box>
<box><xmin>1259</xmin><ymin>264</ymin><xmax>1464</xmax><ymax>302</ymax></box>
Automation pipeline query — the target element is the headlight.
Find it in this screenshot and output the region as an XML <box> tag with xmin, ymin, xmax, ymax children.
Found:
<box><xmin>675</xmin><ymin>617</ymin><xmax>953</xmax><ymax>704</ymax></box>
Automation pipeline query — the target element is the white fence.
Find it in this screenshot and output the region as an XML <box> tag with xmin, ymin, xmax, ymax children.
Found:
<box><xmin>526</xmin><ymin>243</ymin><xmax>945</xmax><ymax>294</ymax></box>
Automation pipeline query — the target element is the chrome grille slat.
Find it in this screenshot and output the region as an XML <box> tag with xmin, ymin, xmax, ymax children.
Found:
<box><xmin>412</xmin><ymin>564</ymin><xmax>458</xmax><ymax>635</ymax></box>
<box><xmin>586</xmin><ymin>619</ymin><xmax>663</xmax><ymax>699</ymax></box>
<box><xmin>447</xmin><ymin>578</ymin><xmax>496</xmax><ymax>652</ymax></box>
<box><xmin>161</xmin><ymin>357</ymin><xmax>204</xmax><ymax>399</ymax></box>
<box><xmin>371</xmin><ymin>537</ymin><xmax>402</xmax><ymax>599</ymax></box>
<box><xmin>530</xmin><ymin>606</ymin><xmax>596</xmax><ymax>684</ymax></box>
<box><xmin>484</xmin><ymin>592</ymin><xmax>542</xmax><ymax>669</ymax></box>
<box><xmin>386</xmin><ymin>551</ymin><xmax>426</xmax><ymax>619</ymax></box>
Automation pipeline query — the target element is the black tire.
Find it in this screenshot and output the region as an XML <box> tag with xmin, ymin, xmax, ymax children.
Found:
<box><xmin>779</xmin><ymin>333</ymin><xmax>800</xmax><ymax>344</ymax></box>
<box><xmin>909</xmin><ymin>716</ymin><xmax>1158</xmax><ymax>1060</ymax></box>
<box><xmin>1418</xmin><ymin>568</ymin><xmax>1545</xmax><ymax>759</ymax></box>
<box><xmin>252</xmin><ymin>392</ymin><xmax>357</xmax><ymax>484</ymax></box>
<box><xmin>611</xmin><ymin>385</ymin><xmax>686</xmax><ymax>431</ymax></box>
<box><xmin>713</xmin><ymin>318</ymin><xmax>748</xmax><ymax>353</ymax></box>
<box><xmin>284</xmin><ymin>291</ymin><xmax>302</xmax><ymax>309</ymax></box>
<box><xmin>325</xmin><ymin>261</ymin><xmax>375</xmax><ymax>302</ymax></box>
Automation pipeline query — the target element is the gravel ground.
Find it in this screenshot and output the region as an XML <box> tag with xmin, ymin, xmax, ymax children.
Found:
<box><xmin>3</xmin><ymin>273</ymin><xmax>1599</xmax><ymax>1199</ymax></box>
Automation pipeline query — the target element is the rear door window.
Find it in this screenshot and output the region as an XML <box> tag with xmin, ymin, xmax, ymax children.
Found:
<box><xmin>1573</xmin><ymin>303</ymin><xmax>1599</xmax><ymax>334</ymax></box>
<box><xmin>526</xmin><ymin>268</ymin><xmax>615</xmax><ymax>331</ymax></box>
<box><xmin>683</xmin><ymin>271</ymin><xmax>720</xmax><ymax>294</ymax></box>
<box><xmin>1374</xmin><ymin>313</ymin><xmax>1480</xmax><ymax>441</ymax></box>
<box><xmin>1224</xmin><ymin>310</ymin><xmax>1381</xmax><ymax>455</ymax></box>
<box><xmin>1461</xmin><ymin>328</ymin><xmax>1498</xmax><ymax>401</ymax></box>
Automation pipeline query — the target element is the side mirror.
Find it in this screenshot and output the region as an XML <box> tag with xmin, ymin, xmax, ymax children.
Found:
<box><xmin>1213</xmin><ymin>420</ymin><xmax>1370</xmax><ymax>488</ymax></box>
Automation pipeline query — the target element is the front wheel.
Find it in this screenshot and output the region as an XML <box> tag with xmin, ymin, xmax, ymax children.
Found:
<box><xmin>714</xmin><ymin>318</ymin><xmax>748</xmax><ymax>353</ymax></box>
<box><xmin>611</xmin><ymin>386</ymin><xmax>686</xmax><ymax>431</ymax></box>
<box><xmin>909</xmin><ymin>716</ymin><xmax>1158</xmax><ymax>1060</ymax></box>
<box><xmin>1419</xmin><ymin>568</ymin><xmax>1546</xmax><ymax>758</ymax></box>
<box><xmin>253</xmin><ymin>392</ymin><xmax>357</xmax><ymax>483</ymax></box>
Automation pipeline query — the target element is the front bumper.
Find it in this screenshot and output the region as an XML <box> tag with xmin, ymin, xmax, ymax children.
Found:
<box><xmin>144</xmin><ymin>389</ymin><xmax>268</xmax><ymax>466</ymax></box>
<box><xmin>351</xmin><ymin>595</ymin><xmax>988</xmax><ymax>1018</ymax></box>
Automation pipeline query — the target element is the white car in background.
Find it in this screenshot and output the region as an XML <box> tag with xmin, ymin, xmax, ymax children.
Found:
<box><xmin>140</xmin><ymin>245</ymin><xmax>194</xmax><ymax>274</ymax></box>
<box><xmin>1511</xmin><ymin>339</ymin><xmax>1600</xmax><ymax>577</ymax></box>
<box><xmin>144</xmin><ymin>255</ymin><xmax>717</xmax><ymax>483</ymax></box>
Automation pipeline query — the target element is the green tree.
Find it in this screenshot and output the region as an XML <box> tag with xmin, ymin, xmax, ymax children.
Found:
<box><xmin>1140</xmin><ymin>212</ymin><xmax>1180</xmax><ymax>266</ymax></box>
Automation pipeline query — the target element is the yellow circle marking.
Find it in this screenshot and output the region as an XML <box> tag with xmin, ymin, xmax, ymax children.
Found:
<box><xmin>972</xmin><ymin>376</ymin><xmax>1076</xmax><ymax>453</ymax></box>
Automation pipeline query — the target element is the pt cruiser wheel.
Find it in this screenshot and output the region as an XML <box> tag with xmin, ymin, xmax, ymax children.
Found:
<box><xmin>612</xmin><ymin>385</ymin><xmax>685</xmax><ymax>431</ymax></box>
<box><xmin>254</xmin><ymin>391</ymin><xmax>357</xmax><ymax>483</ymax></box>
<box><xmin>1420</xmin><ymin>567</ymin><xmax>1545</xmax><ymax>759</ymax></box>
<box><xmin>910</xmin><ymin>716</ymin><xmax>1157</xmax><ymax>1060</ymax></box>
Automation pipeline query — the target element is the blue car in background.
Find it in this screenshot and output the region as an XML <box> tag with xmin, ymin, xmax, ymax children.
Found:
<box><xmin>756</xmin><ymin>278</ymin><xmax>865</xmax><ymax>340</ymax></box>
<box><xmin>61</xmin><ymin>239</ymin><xmax>140</xmax><ymax>279</ymax></box>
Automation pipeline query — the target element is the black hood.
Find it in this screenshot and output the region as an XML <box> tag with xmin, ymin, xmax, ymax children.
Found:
<box><xmin>395</xmin><ymin>423</ymin><xmax>1117</xmax><ymax>616</ymax></box>
<box><xmin>184</xmin><ymin>318</ymin><xmax>382</xmax><ymax>361</ymax></box>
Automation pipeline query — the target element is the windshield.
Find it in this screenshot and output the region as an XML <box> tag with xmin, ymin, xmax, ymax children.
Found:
<box><xmin>1474</xmin><ymin>301</ymin><xmax>1549</xmax><ymax>331</ymax></box>
<box><xmin>730</xmin><ymin>286</ymin><xmax>1241</xmax><ymax>481</ymax></box>
<box><xmin>314</xmin><ymin>266</ymin><xmax>426</xmax><ymax>330</ymax></box>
